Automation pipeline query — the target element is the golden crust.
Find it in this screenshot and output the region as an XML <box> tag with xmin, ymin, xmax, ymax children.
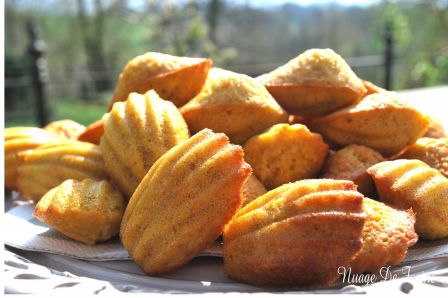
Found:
<box><xmin>180</xmin><ymin>68</ymin><xmax>288</xmax><ymax>145</ymax></box>
<box><xmin>362</xmin><ymin>79</ymin><xmax>386</xmax><ymax>95</ymax></box>
<box><xmin>5</xmin><ymin>127</ymin><xmax>65</xmax><ymax>189</ymax></box>
<box><xmin>120</xmin><ymin>129</ymin><xmax>252</xmax><ymax>275</ymax></box>
<box><xmin>309</xmin><ymin>92</ymin><xmax>430</xmax><ymax>157</ymax></box>
<box><xmin>101</xmin><ymin>90</ymin><xmax>190</xmax><ymax>198</ymax></box>
<box><xmin>322</xmin><ymin>144</ymin><xmax>385</xmax><ymax>197</ymax></box>
<box><xmin>34</xmin><ymin>179</ymin><xmax>125</xmax><ymax>245</ymax></box>
<box><xmin>110</xmin><ymin>52</ymin><xmax>211</xmax><ymax>108</ymax></box>
<box><xmin>242</xmin><ymin>174</ymin><xmax>267</xmax><ymax>208</ymax></box>
<box><xmin>368</xmin><ymin>159</ymin><xmax>448</xmax><ymax>240</ymax></box>
<box><xmin>77</xmin><ymin>119</ymin><xmax>104</xmax><ymax>145</ymax></box>
<box><xmin>424</xmin><ymin>117</ymin><xmax>446</xmax><ymax>139</ymax></box>
<box><xmin>243</xmin><ymin>124</ymin><xmax>328</xmax><ymax>189</ymax></box>
<box><xmin>257</xmin><ymin>49</ymin><xmax>366</xmax><ymax>116</ymax></box>
<box><xmin>16</xmin><ymin>141</ymin><xmax>108</xmax><ymax>203</ymax></box>
<box><xmin>223</xmin><ymin>179</ymin><xmax>365</xmax><ymax>287</ymax></box>
<box><xmin>400</xmin><ymin>137</ymin><xmax>448</xmax><ymax>177</ymax></box>
<box><xmin>44</xmin><ymin>119</ymin><xmax>86</xmax><ymax>140</ymax></box>
<box><xmin>350</xmin><ymin>198</ymin><xmax>417</xmax><ymax>274</ymax></box>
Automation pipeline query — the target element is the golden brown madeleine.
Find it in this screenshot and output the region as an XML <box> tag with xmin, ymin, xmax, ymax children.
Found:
<box><xmin>77</xmin><ymin>119</ymin><xmax>104</xmax><ymax>145</ymax></box>
<box><xmin>34</xmin><ymin>179</ymin><xmax>125</xmax><ymax>245</ymax></box>
<box><xmin>44</xmin><ymin>119</ymin><xmax>86</xmax><ymax>140</ymax></box>
<box><xmin>424</xmin><ymin>117</ymin><xmax>446</xmax><ymax>138</ymax></box>
<box><xmin>5</xmin><ymin>127</ymin><xmax>65</xmax><ymax>189</ymax></box>
<box><xmin>243</xmin><ymin>124</ymin><xmax>328</xmax><ymax>189</ymax></box>
<box><xmin>322</xmin><ymin>144</ymin><xmax>385</xmax><ymax>197</ymax></box>
<box><xmin>400</xmin><ymin>137</ymin><xmax>448</xmax><ymax>177</ymax></box>
<box><xmin>350</xmin><ymin>198</ymin><xmax>417</xmax><ymax>274</ymax></box>
<box><xmin>362</xmin><ymin>79</ymin><xmax>386</xmax><ymax>95</ymax></box>
<box><xmin>110</xmin><ymin>52</ymin><xmax>211</xmax><ymax>108</ymax></box>
<box><xmin>368</xmin><ymin>159</ymin><xmax>448</xmax><ymax>240</ymax></box>
<box><xmin>180</xmin><ymin>68</ymin><xmax>288</xmax><ymax>145</ymax></box>
<box><xmin>309</xmin><ymin>92</ymin><xmax>430</xmax><ymax>157</ymax></box>
<box><xmin>257</xmin><ymin>49</ymin><xmax>366</xmax><ymax>116</ymax></box>
<box><xmin>101</xmin><ymin>90</ymin><xmax>190</xmax><ymax>198</ymax></box>
<box><xmin>17</xmin><ymin>141</ymin><xmax>107</xmax><ymax>203</ymax></box>
<box><xmin>224</xmin><ymin>179</ymin><xmax>365</xmax><ymax>287</ymax></box>
<box><xmin>242</xmin><ymin>174</ymin><xmax>267</xmax><ymax>208</ymax></box>
<box><xmin>120</xmin><ymin>129</ymin><xmax>252</xmax><ymax>275</ymax></box>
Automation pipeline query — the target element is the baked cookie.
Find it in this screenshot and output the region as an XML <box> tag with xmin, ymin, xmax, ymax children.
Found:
<box><xmin>223</xmin><ymin>179</ymin><xmax>365</xmax><ymax>287</ymax></box>
<box><xmin>101</xmin><ymin>90</ymin><xmax>190</xmax><ymax>198</ymax></box>
<box><xmin>243</xmin><ymin>123</ymin><xmax>328</xmax><ymax>189</ymax></box>
<box><xmin>424</xmin><ymin>117</ymin><xmax>446</xmax><ymax>139</ymax></box>
<box><xmin>368</xmin><ymin>159</ymin><xmax>448</xmax><ymax>240</ymax></box>
<box><xmin>322</xmin><ymin>144</ymin><xmax>385</xmax><ymax>197</ymax></box>
<box><xmin>180</xmin><ymin>68</ymin><xmax>288</xmax><ymax>145</ymax></box>
<box><xmin>362</xmin><ymin>79</ymin><xmax>386</xmax><ymax>95</ymax></box>
<box><xmin>34</xmin><ymin>179</ymin><xmax>125</xmax><ymax>245</ymax></box>
<box><xmin>309</xmin><ymin>92</ymin><xmax>429</xmax><ymax>157</ymax></box>
<box><xmin>120</xmin><ymin>129</ymin><xmax>251</xmax><ymax>275</ymax></box>
<box><xmin>257</xmin><ymin>48</ymin><xmax>366</xmax><ymax>116</ymax></box>
<box><xmin>400</xmin><ymin>137</ymin><xmax>448</xmax><ymax>177</ymax></box>
<box><xmin>5</xmin><ymin>127</ymin><xmax>65</xmax><ymax>189</ymax></box>
<box><xmin>44</xmin><ymin>119</ymin><xmax>86</xmax><ymax>140</ymax></box>
<box><xmin>242</xmin><ymin>174</ymin><xmax>267</xmax><ymax>208</ymax></box>
<box><xmin>110</xmin><ymin>52</ymin><xmax>211</xmax><ymax>108</ymax></box>
<box><xmin>17</xmin><ymin>141</ymin><xmax>107</xmax><ymax>203</ymax></box>
<box><xmin>350</xmin><ymin>198</ymin><xmax>417</xmax><ymax>274</ymax></box>
<box><xmin>77</xmin><ymin>119</ymin><xmax>104</xmax><ymax>145</ymax></box>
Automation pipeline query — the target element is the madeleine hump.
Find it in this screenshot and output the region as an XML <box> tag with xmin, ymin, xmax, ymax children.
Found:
<box><xmin>120</xmin><ymin>128</ymin><xmax>252</xmax><ymax>275</ymax></box>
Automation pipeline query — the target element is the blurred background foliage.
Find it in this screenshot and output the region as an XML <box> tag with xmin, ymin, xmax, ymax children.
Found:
<box><xmin>4</xmin><ymin>0</ymin><xmax>448</xmax><ymax>127</ymax></box>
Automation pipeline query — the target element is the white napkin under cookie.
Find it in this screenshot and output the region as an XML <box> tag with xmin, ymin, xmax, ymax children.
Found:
<box><xmin>4</xmin><ymin>202</ymin><xmax>223</xmax><ymax>261</ymax></box>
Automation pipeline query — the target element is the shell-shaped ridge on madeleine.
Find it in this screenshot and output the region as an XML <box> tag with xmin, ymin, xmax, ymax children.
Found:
<box><xmin>223</xmin><ymin>179</ymin><xmax>366</xmax><ymax>287</ymax></box>
<box><xmin>120</xmin><ymin>128</ymin><xmax>251</xmax><ymax>275</ymax></box>
<box><xmin>16</xmin><ymin>141</ymin><xmax>107</xmax><ymax>202</ymax></box>
<box><xmin>5</xmin><ymin>127</ymin><xmax>66</xmax><ymax>189</ymax></box>
<box><xmin>101</xmin><ymin>90</ymin><xmax>190</xmax><ymax>198</ymax></box>
<box><xmin>34</xmin><ymin>178</ymin><xmax>125</xmax><ymax>245</ymax></box>
<box><xmin>400</xmin><ymin>137</ymin><xmax>448</xmax><ymax>177</ymax></box>
<box><xmin>368</xmin><ymin>159</ymin><xmax>448</xmax><ymax>240</ymax></box>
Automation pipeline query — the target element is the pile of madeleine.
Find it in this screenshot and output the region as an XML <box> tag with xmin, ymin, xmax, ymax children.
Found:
<box><xmin>5</xmin><ymin>49</ymin><xmax>448</xmax><ymax>288</ymax></box>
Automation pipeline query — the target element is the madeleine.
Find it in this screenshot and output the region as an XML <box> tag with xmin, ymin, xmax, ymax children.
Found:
<box><xmin>5</xmin><ymin>127</ymin><xmax>65</xmax><ymax>189</ymax></box>
<box><xmin>101</xmin><ymin>90</ymin><xmax>190</xmax><ymax>198</ymax></box>
<box><xmin>243</xmin><ymin>123</ymin><xmax>328</xmax><ymax>189</ymax></box>
<box><xmin>350</xmin><ymin>198</ymin><xmax>417</xmax><ymax>274</ymax></box>
<box><xmin>400</xmin><ymin>137</ymin><xmax>448</xmax><ymax>177</ymax></box>
<box><xmin>322</xmin><ymin>144</ymin><xmax>385</xmax><ymax>197</ymax></box>
<box><xmin>120</xmin><ymin>129</ymin><xmax>251</xmax><ymax>275</ymax></box>
<box><xmin>257</xmin><ymin>48</ymin><xmax>366</xmax><ymax>116</ymax></box>
<box><xmin>309</xmin><ymin>92</ymin><xmax>430</xmax><ymax>157</ymax></box>
<box><xmin>110</xmin><ymin>52</ymin><xmax>211</xmax><ymax>108</ymax></box>
<box><xmin>224</xmin><ymin>179</ymin><xmax>365</xmax><ymax>287</ymax></box>
<box><xmin>77</xmin><ymin>119</ymin><xmax>104</xmax><ymax>145</ymax></box>
<box><xmin>181</xmin><ymin>68</ymin><xmax>288</xmax><ymax>145</ymax></box>
<box><xmin>17</xmin><ymin>141</ymin><xmax>108</xmax><ymax>203</ymax></box>
<box><xmin>241</xmin><ymin>174</ymin><xmax>267</xmax><ymax>208</ymax></box>
<box><xmin>368</xmin><ymin>159</ymin><xmax>448</xmax><ymax>240</ymax></box>
<box><xmin>34</xmin><ymin>179</ymin><xmax>125</xmax><ymax>245</ymax></box>
<box><xmin>44</xmin><ymin>119</ymin><xmax>86</xmax><ymax>140</ymax></box>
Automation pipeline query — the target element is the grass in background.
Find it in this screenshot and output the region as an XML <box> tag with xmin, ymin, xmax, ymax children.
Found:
<box><xmin>5</xmin><ymin>97</ymin><xmax>109</xmax><ymax>128</ymax></box>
